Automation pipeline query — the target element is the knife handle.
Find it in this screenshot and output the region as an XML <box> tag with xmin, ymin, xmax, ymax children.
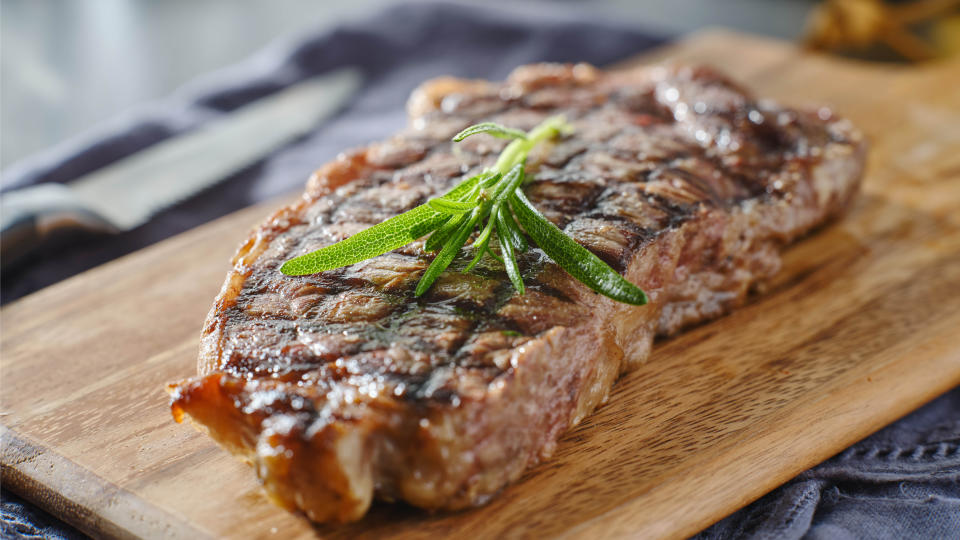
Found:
<box><xmin>0</xmin><ymin>184</ymin><xmax>118</xmax><ymax>271</ymax></box>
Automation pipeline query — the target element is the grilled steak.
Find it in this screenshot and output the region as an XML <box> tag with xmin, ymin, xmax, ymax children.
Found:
<box><xmin>169</xmin><ymin>63</ymin><xmax>866</xmax><ymax>523</ymax></box>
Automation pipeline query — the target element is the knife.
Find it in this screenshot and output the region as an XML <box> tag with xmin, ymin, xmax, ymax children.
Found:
<box><xmin>0</xmin><ymin>68</ymin><xmax>362</xmax><ymax>269</ymax></box>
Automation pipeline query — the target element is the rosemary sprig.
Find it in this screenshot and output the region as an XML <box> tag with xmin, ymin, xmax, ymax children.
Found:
<box><xmin>280</xmin><ymin>116</ymin><xmax>648</xmax><ymax>306</ymax></box>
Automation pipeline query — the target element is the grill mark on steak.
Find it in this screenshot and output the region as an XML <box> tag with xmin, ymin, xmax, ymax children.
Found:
<box><xmin>170</xmin><ymin>62</ymin><xmax>866</xmax><ymax>523</ymax></box>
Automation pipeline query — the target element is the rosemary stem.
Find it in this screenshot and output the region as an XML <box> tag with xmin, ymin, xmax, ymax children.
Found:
<box><xmin>492</xmin><ymin>115</ymin><xmax>567</xmax><ymax>174</ymax></box>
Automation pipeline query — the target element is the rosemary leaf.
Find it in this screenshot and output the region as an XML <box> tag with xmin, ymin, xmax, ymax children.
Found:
<box><xmin>280</xmin><ymin>204</ymin><xmax>447</xmax><ymax>276</ymax></box>
<box><xmin>280</xmin><ymin>172</ymin><xmax>483</xmax><ymax>275</ymax></box>
<box><xmin>425</xmin><ymin>212</ymin><xmax>468</xmax><ymax>253</ymax></box>
<box><xmin>478</xmin><ymin>171</ymin><xmax>502</xmax><ymax>189</ymax></box>
<box><xmin>453</xmin><ymin>122</ymin><xmax>527</xmax><ymax>142</ymax></box>
<box><xmin>415</xmin><ymin>208</ymin><xmax>481</xmax><ymax>296</ymax></box>
<box><xmin>428</xmin><ymin>197</ymin><xmax>477</xmax><ymax>214</ymax></box>
<box><xmin>496</xmin><ymin>206</ymin><xmax>527</xmax><ymax>252</ymax></box>
<box><xmin>509</xmin><ymin>191</ymin><xmax>648</xmax><ymax>306</ymax></box>
<box><xmin>464</xmin><ymin>203</ymin><xmax>499</xmax><ymax>272</ymax></box>
<box><xmin>490</xmin><ymin>163</ymin><xmax>526</xmax><ymax>202</ymax></box>
<box><xmin>495</xmin><ymin>213</ymin><xmax>525</xmax><ymax>294</ymax></box>
<box><xmin>486</xmin><ymin>245</ymin><xmax>504</xmax><ymax>264</ymax></box>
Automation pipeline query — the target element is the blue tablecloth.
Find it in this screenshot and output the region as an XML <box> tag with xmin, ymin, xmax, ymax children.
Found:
<box><xmin>2</xmin><ymin>2</ymin><xmax>957</xmax><ymax>538</ymax></box>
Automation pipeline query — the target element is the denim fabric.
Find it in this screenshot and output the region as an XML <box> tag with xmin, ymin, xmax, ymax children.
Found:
<box><xmin>1</xmin><ymin>2</ymin><xmax>957</xmax><ymax>538</ymax></box>
<box><xmin>696</xmin><ymin>387</ymin><xmax>960</xmax><ymax>539</ymax></box>
<box><xmin>0</xmin><ymin>492</ymin><xmax>84</xmax><ymax>540</ymax></box>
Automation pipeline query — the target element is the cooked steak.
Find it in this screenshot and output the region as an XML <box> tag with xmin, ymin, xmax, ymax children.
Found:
<box><xmin>169</xmin><ymin>63</ymin><xmax>866</xmax><ymax>523</ymax></box>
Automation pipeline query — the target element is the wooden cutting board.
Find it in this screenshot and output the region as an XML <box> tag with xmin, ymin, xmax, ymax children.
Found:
<box><xmin>3</xmin><ymin>30</ymin><xmax>959</xmax><ymax>540</ymax></box>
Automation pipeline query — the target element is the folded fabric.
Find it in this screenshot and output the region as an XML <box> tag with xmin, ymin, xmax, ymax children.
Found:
<box><xmin>696</xmin><ymin>387</ymin><xmax>960</xmax><ymax>539</ymax></box>
<box><xmin>1</xmin><ymin>2</ymin><xmax>956</xmax><ymax>539</ymax></box>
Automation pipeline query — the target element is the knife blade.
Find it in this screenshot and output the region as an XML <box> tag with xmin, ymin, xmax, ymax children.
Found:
<box><xmin>0</xmin><ymin>68</ymin><xmax>361</xmax><ymax>268</ymax></box>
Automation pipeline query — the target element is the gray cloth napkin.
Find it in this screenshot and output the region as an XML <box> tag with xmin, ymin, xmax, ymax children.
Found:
<box><xmin>1</xmin><ymin>2</ymin><xmax>956</xmax><ymax>538</ymax></box>
<box><xmin>695</xmin><ymin>388</ymin><xmax>960</xmax><ymax>539</ymax></box>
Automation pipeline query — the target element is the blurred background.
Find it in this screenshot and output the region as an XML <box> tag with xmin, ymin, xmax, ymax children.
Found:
<box><xmin>3</xmin><ymin>0</ymin><xmax>957</xmax><ymax>171</ymax></box>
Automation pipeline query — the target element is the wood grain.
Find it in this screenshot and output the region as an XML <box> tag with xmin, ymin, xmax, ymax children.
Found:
<box><xmin>2</xmin><ymin>30</ymin><xmax>959</xmax><ymax>539</ymax></box>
